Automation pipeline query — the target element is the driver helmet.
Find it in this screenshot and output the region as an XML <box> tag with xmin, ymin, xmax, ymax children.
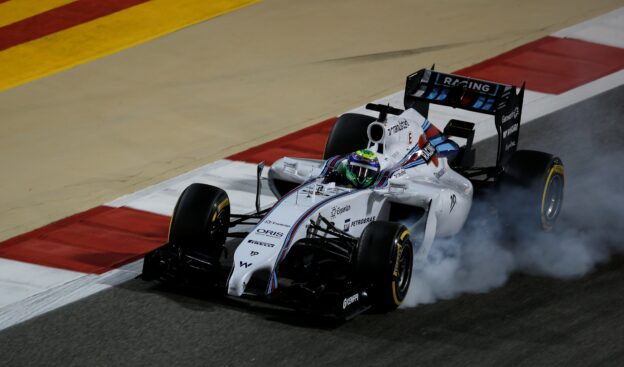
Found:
<box><xmin>345</xmin><ymin>149</ymin><xmax>380</xmax><ymax>188</ymax></box>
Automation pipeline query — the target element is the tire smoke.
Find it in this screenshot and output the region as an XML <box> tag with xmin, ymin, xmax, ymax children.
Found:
<box><xmin>401</xmin><ymin>150</ymin><xmax>624</xmax><ymax>308</ymax></box>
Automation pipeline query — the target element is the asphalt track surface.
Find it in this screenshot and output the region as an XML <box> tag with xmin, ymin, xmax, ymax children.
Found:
<box><xmin>1</xmin><ymin>86</ymin><xmax>623</xmax><ymax>366</ymax></box>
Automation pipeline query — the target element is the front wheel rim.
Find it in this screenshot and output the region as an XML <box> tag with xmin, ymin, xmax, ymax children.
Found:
<box><xmin>396</xmin><ymin>241</ymin><xmax>412</xmax><ymax>295</ymax></box>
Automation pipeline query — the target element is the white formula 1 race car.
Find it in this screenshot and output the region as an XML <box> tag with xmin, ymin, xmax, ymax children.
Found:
<box><xmin>142</xmin><ymin>68</ymin><xmax>565</xmax><ymax>319</ymax></box>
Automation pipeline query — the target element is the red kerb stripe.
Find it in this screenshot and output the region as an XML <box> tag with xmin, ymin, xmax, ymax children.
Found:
<box><xmin>0</xmin><ymin>206</ymin><xmax>170</xmax><ymax>274</ymax></box>
<box><xmin>457</xmin><ymin>36</ymin><xmax>624</xmax><ymax>94</ymax></box>
<box><xmin>228</xmin><ymin>117</ymin><xmax>337</xmax><ymax>165</ymax></box>
<box><xmin>0</xmin><ymin>0</ymin><xmax>150</xmax><ymax>52</ymax></box>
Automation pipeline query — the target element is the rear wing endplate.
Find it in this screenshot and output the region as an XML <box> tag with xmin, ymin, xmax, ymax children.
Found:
<box><xmin>404</xmin><ymin>68</ymin><xmax>525</xmax><ymax>167</ymax></box>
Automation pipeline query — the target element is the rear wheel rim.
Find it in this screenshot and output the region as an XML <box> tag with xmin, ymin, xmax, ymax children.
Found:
<box><xmin>544</xmin><ymin>174</ymin><xmax>563</xmax><ymax>222</ymax></box>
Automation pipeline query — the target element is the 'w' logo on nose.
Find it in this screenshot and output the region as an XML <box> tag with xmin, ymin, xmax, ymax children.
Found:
<box><xmin>239</xmin><ymin>261</ymin><xmax>252</xmax><ymax>268</ymax></box>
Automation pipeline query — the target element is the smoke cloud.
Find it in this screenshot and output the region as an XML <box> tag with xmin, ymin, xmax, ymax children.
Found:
<box><xmin>401</xmin><ymin>144</ymin><xmax>624</xmax><ymax>308</ymax></box>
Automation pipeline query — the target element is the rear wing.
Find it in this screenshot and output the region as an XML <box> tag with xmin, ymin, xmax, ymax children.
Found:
<box><xmin>404</xmin><ymin>69</ymin><xmax>524</xmax><ymax>167</ymax></box>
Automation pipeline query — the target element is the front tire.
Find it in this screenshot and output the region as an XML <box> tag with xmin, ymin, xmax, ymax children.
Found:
<box><xmin>355</xmin><ymin>221</ymin><xmax>413</xmax><ymax>312</ymax></box>
<box><xmin>169</xmin><ymin>183</ymin><xmax>230</xmax><ymax>258</ymax></box>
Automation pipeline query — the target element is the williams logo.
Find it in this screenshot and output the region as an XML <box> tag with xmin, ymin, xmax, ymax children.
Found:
<box><xmin>256</xmin><ymin>228</ymin><xmax>284</xmax><ymax>238</ymax></box>
<box><xmin>239</xmin><ymin>261</ymin><xmax>252</xmax><ymax>268</ymax></box>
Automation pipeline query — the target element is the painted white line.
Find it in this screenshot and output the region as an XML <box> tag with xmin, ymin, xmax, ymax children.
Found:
<box><xmin>109</xmin><ymin>159</ymin><xmax>277</xmax><ymax>217</ymax></box>
<box><xmin>0</xmin><ymin>261</ymin><xmax>141</xmax><ymax>331</ymax></box>
<box><xmin>522</xmin><ymin>70</ymin><xmax>624</xmax><ymax>123</ymax></box>
<box><xmin>553</xmin><ymin>7</ymin><xmax>624</xmax><ymax>48</ymax></box>
<box><xmin>108</xmin><ymin>159</ymin><xmax>234</xmax><ymax>208</ymax></box>
<box><xmin>0</xmin><ymin>259</ymin><xmax>84</xmax><ymax>309</ymax></box>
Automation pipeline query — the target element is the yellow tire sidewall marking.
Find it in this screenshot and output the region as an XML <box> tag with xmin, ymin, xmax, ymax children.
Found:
<box><xmin>217</xmin><ymin>197</ymin><xmax>229</xmax><ymax>213</ymax></box>
<box><xmin>540</xmin><ymin>163</ymin><xmax>564</xmax><ymax>230</ymax></box>
<box><xmin>392</xmin><ymin>229</ymin><xmax>410</xmax><ymax>305</ymax></box>
<box><xmin>392</xmin><ymin>280</ymin><xmax>401</xmax><ymax>306</ymax></box>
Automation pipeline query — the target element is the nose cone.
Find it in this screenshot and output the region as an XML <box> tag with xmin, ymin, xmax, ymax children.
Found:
<box><xmin>227</xmin><ymin>236</ymin><xmax>281</xmax><ymax>296</ymax></box>
<box><xmin>227</xmin><ymin>265</ymin><xmax>253</xmax><ymax>297</ymax></box>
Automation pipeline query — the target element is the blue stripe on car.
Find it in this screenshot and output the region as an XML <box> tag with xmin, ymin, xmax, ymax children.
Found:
<box><xmin>266</xmin><ymin>189</ymin><xmax>356</xmax><ymax>294</ymax></box>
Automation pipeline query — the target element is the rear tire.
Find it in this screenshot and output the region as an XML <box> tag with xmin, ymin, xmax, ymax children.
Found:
<box><xmin>355</xmin><ymin>221</ymin><xmax>413</xmax><ymax>312</ymax></box>
<box><xmin>323</xmin><ymin>113</ymin><xmax>375</xmax><ymax>159</ymax></box>
<box><xmin>169</xmin><ymin>183</ymin><xmax>230</xmax><ymax>258</ymax></box>
<box><xmin>502</xmin><ymin>150</ymin><xmax>564</xmax><ymax>231</ymax></box>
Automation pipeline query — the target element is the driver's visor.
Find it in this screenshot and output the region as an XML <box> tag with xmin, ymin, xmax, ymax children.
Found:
<box><xmin>349</xmin><ymin>162</ymin><xmax>378</xmax><ymax>180</ymax></box>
